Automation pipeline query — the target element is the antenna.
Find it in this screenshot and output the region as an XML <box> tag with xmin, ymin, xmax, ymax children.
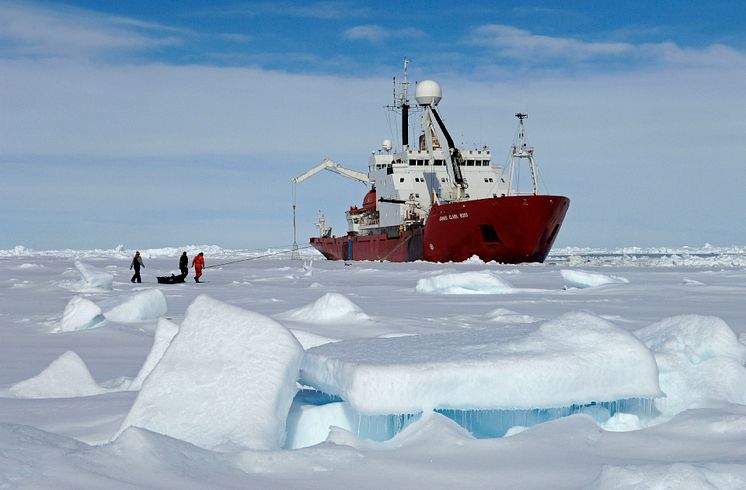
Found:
<box><xmin>291</xmin><ymin>182</ymin><xmax>300</xmax><ymax>260</ymax></box>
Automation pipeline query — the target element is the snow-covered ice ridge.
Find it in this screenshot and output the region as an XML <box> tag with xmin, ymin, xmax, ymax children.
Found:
<box><xmin>552</xmin><ymin>244</ymin><xmax>746</xmax><ymax>267</ymax></box>
<box><xmin>4</xmin><ymin>243</ymin><xmax>746</xmax><ymax>266</ymax></box>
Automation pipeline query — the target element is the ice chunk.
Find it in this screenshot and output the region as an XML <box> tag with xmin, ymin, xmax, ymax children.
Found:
<box><xmin>635</xmin><ymin>315</ymin><xmax>746</xmax><ymax>417</ymax></box>
<box><xmin>302</xmin><ymin>312</ymin><xmax>662</xmax><ymax>415</ymax></box>
<box><xmin>486</xmin><ymin>307</ymin><xmax>538</xmax><ymax>324</ymax></box>
<box><xmin>602</xmin><ymin>413</ymin><xmax>643</xmax><ymax>432</ymax></box>
<box><xmin>9</xmin><ymin>351</ymin><xmax>106</xmax><ymax>398</ymax></box>
<box><xmin>74</xmin><ymin>260</ymin><xmax>113</xmax><ymax>291</ymax></box>
<box><xmin>117</xmin><ymin>295</ymin><xmax>303</xmax><ymax>451</ymax></box>
<box><xmin>128</xmin><ymin>318</ymin><xmax>180</xmax><ymax>391</ymax></box>
<box><xmin>415</xmin><ymin>270</ymin><xmax>515</xmax><ymax>294</ymax></box>
<box><xmin>561</xmin><ymin>269</ymin><xmax>629</xmax><ymax>288</ymax></box>
<box><xmin>286</xmin><ymin>401</ymin><xmax>354</xmax><ymax>449</ymax></box>
<box><xmin>290</xmin><ymin>328</ymin><xmax>339</xmax><ymax>349</ymax></box>
<box><xmin>279</xmin><ymin>292</ymin><xmax>370</xmax><ymax>324</ymax></box>
<box><xmin>56</xmin><ymin>296</ymin><xmax>105</xmax><ymax>332</ymax></box>
<box><xmin>104</xmin><ymin>289</ymin><xmax>167</xmax><ymax>323</ymax></box>
<box><xmin>383</xmin><ymin>411</ymin><xmax>474</xmax><ymax>448</ymax></box>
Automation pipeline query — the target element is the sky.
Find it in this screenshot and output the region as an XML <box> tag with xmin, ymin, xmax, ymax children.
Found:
<box><xmin>1</xmin><ymin>0</ymin><xmax>745</xmax><ymax>250</ymax></box>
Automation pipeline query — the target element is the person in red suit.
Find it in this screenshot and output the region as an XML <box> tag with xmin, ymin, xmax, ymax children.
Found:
<box><xmin>191</xmin><ymin>252</ymin><xmax>205</xmax><ymax>283</ymax></box>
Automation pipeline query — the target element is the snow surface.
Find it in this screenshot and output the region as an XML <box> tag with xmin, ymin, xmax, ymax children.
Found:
<box><xmin>117</xmin><ymin>295</ymin><xmax>304</xmax><ymax>451</ymax></box>
<box><xmin>3</xmin><ymin>246</ymin><xmax>746</xmax><ymax>488</ymax></box>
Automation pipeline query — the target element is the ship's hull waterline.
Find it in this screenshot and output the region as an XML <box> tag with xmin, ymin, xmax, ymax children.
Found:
<box><xmin>311</xmin><ymin>195</ymin><xmax>569</xmax><ymax>263</ymax></box>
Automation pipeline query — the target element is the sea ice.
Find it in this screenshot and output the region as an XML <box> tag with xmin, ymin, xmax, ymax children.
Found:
<box><xmin>301</xmin><ymin>311</ymin><xmax>662</xmax><ymax>415</ymax></box>
<box><xmin>116</xmin><ymin>295</ymin><xmax>304</xmax><ymax>451</ymax></box>
<box><xmin>415</xmin><ymin>270</ymin><xmax>515</xmax><ymax>294</ymax></box>
<box><xmin>588</xmin><ymin>463</ymin><xmax>746</xmax><ymax>489</ymax></box>
<box><xmin>635</xmin><ymin>315</ymin><xmax>746</xmax><ymax>417</ymax></box>
<box><xmin>127</xmin><ymin>318</ymin><xmax>180</xmax><ymax>391</ymax></box>
<box><xmin>104</xmin><ymin>289</ymin><xmax>167</xmax><ymax>323</ymax></box>
<box><xmin>279</xmin><ymin>292</ymin><xmax>370</xmax><ymax>324</ymax></box>
<box><xmin>561</xmin><ymin>269</ymin><xmax>629</xmax><ymax>288</ymax></box>
<box><xmin>9</xmin><ymin>351</ymin><xmax>106</xmax><ymax>398</ymax></box>
<box><xmin>56</xmin><ymin>295</ymin><xmax>105</xmax><ymax>332</ymax></box>
<box><xmin>74</xmin><ymin>260</ymin><xmax>113</xmax><ymax>291</ymax></box>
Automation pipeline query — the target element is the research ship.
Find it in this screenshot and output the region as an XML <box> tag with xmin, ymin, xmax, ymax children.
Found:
<box><xmin>293</xmin><ymin>60</ymin><xmax>569</xmax><ymax>263</ymax></box>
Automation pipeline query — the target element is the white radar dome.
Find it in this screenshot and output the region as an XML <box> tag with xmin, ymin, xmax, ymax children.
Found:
<box><xmin>415</xmin><ymin>80</ymin><xmax>442</xmax><ymax>106</ymax></box>
<box><xmin>382</xmin><ymin>139</ymin><xmax>392</xmax><ymax>151</ymax></box>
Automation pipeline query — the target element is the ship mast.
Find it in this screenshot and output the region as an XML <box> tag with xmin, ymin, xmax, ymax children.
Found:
<box><xmin>400</xmin><ymin>57</ymin><xmax>410</xmax><ymax>148</ymax></box>
<box><xmin>507</xmin><ymin>113</ymin><xmax>539</xmax><ymax>196</ymax></box>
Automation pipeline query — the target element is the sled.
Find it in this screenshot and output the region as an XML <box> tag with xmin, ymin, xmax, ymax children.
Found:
<box><xmin>157</xmin><ymin>273</ymin><xmax>186</xmax><ymax>284</ymax></box>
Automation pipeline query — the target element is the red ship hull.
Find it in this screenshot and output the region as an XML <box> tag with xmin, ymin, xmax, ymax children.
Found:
<box><xmin>311</xmin><ymin>195</ymin><xmax>569</xmax><ymax>263</ymax></box>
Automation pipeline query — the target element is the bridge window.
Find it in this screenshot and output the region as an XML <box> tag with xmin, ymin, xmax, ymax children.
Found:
<box><xmin>409</xmin><ymin>160</ymin><xmax>416</xmax><ymax>166</ymax></box>
<box><xmin>400</xmin><ymin>177</ymin><xmax>405</xmax><ymax>182</ymax></box>
<box><xmin>434</xmin><ymin>159</ymin><xmax>444</xmax><ymax>166</ymax></box>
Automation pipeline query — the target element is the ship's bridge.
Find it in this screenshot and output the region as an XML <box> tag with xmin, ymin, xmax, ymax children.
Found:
<box><xmin>369</xmin><ymin>146</ymin><xmax>510</xmax><ymax>229</ymax></box>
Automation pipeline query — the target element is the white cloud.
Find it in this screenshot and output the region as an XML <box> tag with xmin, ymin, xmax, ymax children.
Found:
<box><xmin>470</xmin><ymin>24</ymin><xmax>746</xmax><ymax>68</ymax></box>
<box><xmin>204</xmin><ymin>2</ymin><xmax>369</xmax><ymax>20</ymax></box>
<box><xmin>470</xmin><ymin>24</ymin><xmax>634</xmax><ymax>61</ymax></box>
<box><xmin>343</xmin><ymin>24</ymin><xmax>426</xmax><ymax>43</ymax></box>
<box><xmin>0</xmin><ymin>2</ymin><xmax>180</xmax><ymax>59</ymax></box>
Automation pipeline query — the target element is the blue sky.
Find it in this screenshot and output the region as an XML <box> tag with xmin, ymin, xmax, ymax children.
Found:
<box><xmin>1</xmin><ymin>0</ymin><xmax>745</xmax><ymax>250</ymax></box>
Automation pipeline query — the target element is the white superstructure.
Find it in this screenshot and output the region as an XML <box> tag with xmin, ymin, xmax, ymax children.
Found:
<box><xmin>293</xmin><ymin>58</ymin><xmax>541</xmax><ymax>237</ymax></box>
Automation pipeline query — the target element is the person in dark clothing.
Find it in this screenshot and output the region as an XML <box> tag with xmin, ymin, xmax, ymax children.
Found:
<box><xmin>130</xmin><ymin>251</ymin><xmax>144</xmax><ymax>283</ymax></box>
<box><xmin>179</xmin><ymin>251</ymin><xmax>189</xmax><ymax>278</ymax></box>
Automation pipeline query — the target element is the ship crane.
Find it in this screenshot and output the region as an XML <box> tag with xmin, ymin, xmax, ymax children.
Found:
<box><xmin>292</xmin><ymin>158</ymin><xmax>371</xmax><ymax>186</ymax></box>
<box><xmin>290</xmin><ymin>159</ymin><xmax>372</xmax><ymax>259</ymax></box>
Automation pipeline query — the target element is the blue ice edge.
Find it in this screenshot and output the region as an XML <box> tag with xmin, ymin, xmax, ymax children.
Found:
<box><xmin>287</xmin><ymin>389</ymin><xmax>657</xmax><ymax>446</ymax></box>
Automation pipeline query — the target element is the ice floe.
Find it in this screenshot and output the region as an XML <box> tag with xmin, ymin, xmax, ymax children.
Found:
<box><xmin>104</xmin><ymin>289</ymin><xmax>167</xmax><ymax>323</ymax></box>
<box><xmin>301</xmin><ymin>311</ymin><xmax>662</xmax><ymax>415</ymax></box>
<box><xmin>117</xmin><ymin>295</ymin><xmax>303</xmax><ymax>451</ymax></box>
<box><xmin>9</xmin><ymin>351</ymin><xmax>106</xmax><ymax>398</ymax></box>
<box><xmin>415</xmin><ymin>270</ymin><xmax>516</xmax><ymax>294</ymax></box>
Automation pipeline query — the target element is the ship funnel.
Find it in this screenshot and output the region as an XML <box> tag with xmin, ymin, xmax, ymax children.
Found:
<box><xmin>415</xmin><ymin>80</ymin><xmax>442</xmax><ymax>106</ymax></box>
